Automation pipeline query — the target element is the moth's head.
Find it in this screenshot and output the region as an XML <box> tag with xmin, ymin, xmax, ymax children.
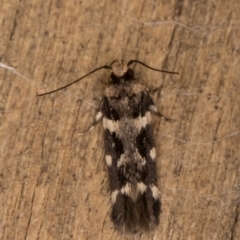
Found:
<box><xmin>110</xmin><ymin>60</ymin><xmax>134</xmax><ymax>79</ymax></box>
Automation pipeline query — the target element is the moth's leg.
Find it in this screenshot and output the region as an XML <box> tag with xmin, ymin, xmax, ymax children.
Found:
<box><xmin>149</xmin><ymin>104</ymin><xmax>174</xmax><ymax>122</ymax></box>
<box><xmin>78</xmin><ymin>110</ymin><xmax>103</xmax><ymax>134</ymax></box>
<box><xmin>143</xmin><ymin>91</ymin><xmax>174</xmax><ymax>122</ymax></box>
<box><xmin>78</xmin><ymin>95</ymin><xmax>105</xmax><ymax>136</ymax></box>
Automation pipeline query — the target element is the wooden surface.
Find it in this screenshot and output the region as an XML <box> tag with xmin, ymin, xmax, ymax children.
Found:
<box><xmin>1</xmin><ymin>0</ymin><xmax>240</xmax><ymax>239</ymax></box>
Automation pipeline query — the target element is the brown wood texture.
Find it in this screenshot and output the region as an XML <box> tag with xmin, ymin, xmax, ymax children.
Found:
<box><xmin>1</xmin><ymin>0</ymin><xmax>240</xmax><ymax>239</ymax></box>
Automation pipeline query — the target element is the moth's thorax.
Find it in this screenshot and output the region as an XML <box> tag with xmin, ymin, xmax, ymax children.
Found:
<box><xmin>105</xmin><ymin>79</ymin><xmax>145</xmax><ymax>98</ymax></box>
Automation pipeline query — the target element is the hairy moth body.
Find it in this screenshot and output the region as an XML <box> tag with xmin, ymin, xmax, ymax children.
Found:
<box><xmin>98</xmin><ymin>60</ymin><xmax>160</xmax><ymax>231</ymax></box>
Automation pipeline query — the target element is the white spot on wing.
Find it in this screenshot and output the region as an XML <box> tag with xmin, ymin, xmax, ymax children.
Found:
<box><xmin>103</xmin><ymin>117</ymin><xmax>119</xmax><ymax>133</ymax></box>
<box><xmin>121</xmin><ymin>183</ymin><xmax>131</xmax><ymax>196</ymax></box>
<box><xmin>133</xmin><ymin>111</ymin><xmax>151</xmax><ymax>131</ymax></box>
<box><xmin>117</xmin><ymin>154</ymin><xmax>126</xmax><ymax>168</ymax></box>
<box><xmin>151</xmin><ymin>185</ymin><xmax>159</xmax><ymax>200</ymax></box>
<box><xmin>120</xmin><ymin>182</ymin><xmax>147</xmax><ymax>202</ymax></box>
<box><xmin>149</xmin><ymin>105</ymin><xmax>158</xmax><ymax>113</ymax></box>
<box><xmin>150</xmin><ymin>148</ymin><xmax>156</xmax><ymax>160</ymax></box>
<box><xmin>137</xmin><ymin>182</ymin><xmax>147</xmax><ymax>194</ymax></box>
<box><xmin>117</xmin><ymin>151</ymin><xmax>145</xmax><ymax>168</ymax></box>
<box><xmin>140</xmin><ymin>157</ymin><xmax>146</xmax><ymax>166</ymax></box>
<box><xmin>103</xmin><ymin>112</ymin><xmax>151</xmax><ymax>136</ymax></box>
<box><xmin>105</xmin><ymin>155</ymin><xmax>112</xmax><ymax>166</ymax></box>
<box><xmin>111</xmin><ymin>190</ymin><xmax>119</xmax><ymax>204</ymax></box>
<box><xmin>95</xmin><ymin>111</ymin><xmax>103</xmax><ymax>121</ymax></box>
<box><xmin>140</xmin><ymin>115</ymin><xmax>148</xmax><ymax>128</ymax></box>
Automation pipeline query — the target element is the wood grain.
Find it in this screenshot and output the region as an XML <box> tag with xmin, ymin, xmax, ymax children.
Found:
<box><xmin>1</xmin><ymin>0</ymin><xmax>240</xmax><ymax>239</ymax></box>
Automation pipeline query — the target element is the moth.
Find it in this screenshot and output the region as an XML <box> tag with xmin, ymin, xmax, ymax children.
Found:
<box><xmin>38</xmin><ymin>59</ymin><xmax>178</xmax><ymax>231</ymax></box>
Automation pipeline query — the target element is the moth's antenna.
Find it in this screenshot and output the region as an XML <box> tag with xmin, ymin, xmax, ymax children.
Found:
<box><xmin>37</xmin><ymin>65</ymin><xmax>111</xmax><ymax>96</ymax></box>
<box><xmin>110</xmin><ymin>60</ymin><xmax>119</xmax><ymax>68</ymax></box>
<box><xmin>127</xmin><ymin>60</ymin><xmax>179</xmax><ymax>75</ymax></box>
